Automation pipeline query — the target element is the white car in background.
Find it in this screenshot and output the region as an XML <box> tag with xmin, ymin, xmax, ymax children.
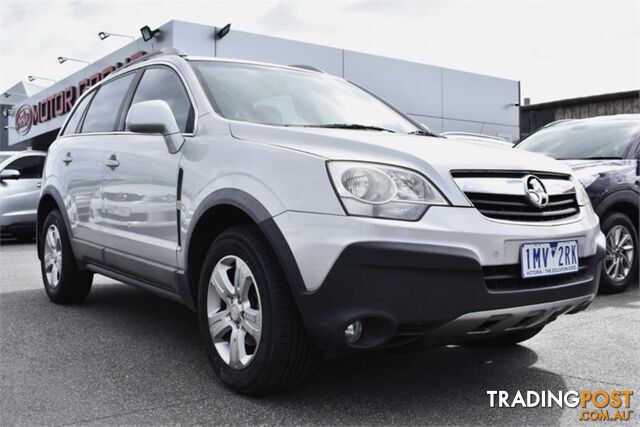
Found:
<box><xmin>0</xmin><ymin>151</ymin><xmax>46</xmax><ymax>241</ymax></box>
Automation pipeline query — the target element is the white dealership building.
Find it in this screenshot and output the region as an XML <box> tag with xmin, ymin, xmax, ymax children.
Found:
<box><xmin>1</xmin><ymin>20</ymin><xmax>520</xmax><ymax>150</ymax></box>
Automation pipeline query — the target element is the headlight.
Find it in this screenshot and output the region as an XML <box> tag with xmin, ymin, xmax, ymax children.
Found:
<box><xmin>327</xmin><ymin>161</ymin><xmax>448</xmax><ymax>220</ymax></box>
<box><xmin>572</xmin><ymin>177</ymin><xmax>591</xmax><ymax>207</ymax></box>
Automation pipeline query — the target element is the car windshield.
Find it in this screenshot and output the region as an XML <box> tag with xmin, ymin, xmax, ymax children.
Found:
<box><xmin>0</xmin><ymin>154</ymin><xmax>12</xmax><ymax>164</ymax></box>
<box><xmin>516</xmin><ymin>119</ymin><xmax>640</xmax><ymax>159</ymax></box>
<box><xmin>190</xmin><ymin>61</ymin><xmax>421</xmax><ymax>134</ymax></box>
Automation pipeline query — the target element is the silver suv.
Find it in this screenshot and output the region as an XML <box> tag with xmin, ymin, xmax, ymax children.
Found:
<box><xmin>0</xmin><ymin>150</ymin><xmax>46</xmax><ymax>241</ymax></box>
<box><xmin>38</xmin><ymin>50</ymin><xmax>605</xmax><ymax>395</ymax></box>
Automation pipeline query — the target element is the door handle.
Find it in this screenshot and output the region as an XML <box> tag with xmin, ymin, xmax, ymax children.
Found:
<box><xmin>36</xmin><ymin>181</ymin><xmax>42</xmax><ymax>188</ymax></box>
<box><xmin>62</xmin><ymin>153</ymin><xmax>73</xmax><ymax>164</ymax></box>
<box><xmin>105</xmin><ymin>154</ymin><xmax>120</xmax><ymax>169</ymax></box>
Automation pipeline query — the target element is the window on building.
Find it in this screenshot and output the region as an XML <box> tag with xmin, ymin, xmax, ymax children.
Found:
<box><xmin>81</xmin><ymin>73</ymin><xmax>136</xmax><ymax>133</ymax></box>
<box><xmin>129</xmin><ymin>67</ymin><xmax>194</xmax><ymax>133</ymax></box>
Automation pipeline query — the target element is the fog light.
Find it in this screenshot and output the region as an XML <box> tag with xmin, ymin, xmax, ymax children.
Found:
<box><xmin>344</xmin><ymin>321</ymin><xmax>363</xmax><ymax>344</ymax></box>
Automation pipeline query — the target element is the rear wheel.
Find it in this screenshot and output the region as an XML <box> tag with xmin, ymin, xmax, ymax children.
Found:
<box><xmin>40</xmin><ymin>210</ymin><xmax>93</xmax><ymax>303</ymax></box>
<box><xmin>198</xmin><ymin>225</ymin><xmax>318</xmax><ymax>395</ymax></box>
<box><xmin>600</xmin><ymin>212</ymin><xmax>637</xmax><ymax>294</ymax></box>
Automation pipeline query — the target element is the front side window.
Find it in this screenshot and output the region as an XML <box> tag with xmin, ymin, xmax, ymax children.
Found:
<box><xmin>61</xmin><ymin>92</ymin><xmax>94</xmax><ymax>136</ymax></box>
<box><xmin>517</xmin><ymin>120</ymin><xmax>640</xmax><ymax>159</ymax></box>
<box><xmin>190</xmin><ymin>61</ymin><xmax>420</xmax><ymax>134</ymax></box>
<box><xmin>81</xmin><ymin>73</ymin><xmax>136</xmax><ymax>133</ymax></box>
<box><xmin>4</xmin><ymin>156</ymin><xmax>44</xmax><ymax>179</ymax></box>
<box><xmin>129</xmin><ymin>67</ymin><xmax>193</xmax><ymax>133</ymax></box>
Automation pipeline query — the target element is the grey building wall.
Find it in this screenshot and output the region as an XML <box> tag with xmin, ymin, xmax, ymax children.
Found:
<box><xmin>0</xmin><ymin>104</ymin><xmax>9</xmax><ymax>151</ymax></box>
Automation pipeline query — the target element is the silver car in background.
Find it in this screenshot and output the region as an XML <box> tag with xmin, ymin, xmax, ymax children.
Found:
<box><xmin>0</xmin><ymin>151</ymin><xmax>47</xmax><ymax>241</ymax></box>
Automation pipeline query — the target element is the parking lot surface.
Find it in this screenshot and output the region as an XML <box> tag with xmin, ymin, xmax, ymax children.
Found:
<box><xmin>1</xmin><ymin>240</ymin><xmax>638</xmax><ymax>426</ymax></box>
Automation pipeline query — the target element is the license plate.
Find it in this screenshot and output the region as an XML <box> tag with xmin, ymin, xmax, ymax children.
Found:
<box><xmin>521</xmin><ymin>240</ymin><xmax>579</xmax><ymax>279</ymax></box>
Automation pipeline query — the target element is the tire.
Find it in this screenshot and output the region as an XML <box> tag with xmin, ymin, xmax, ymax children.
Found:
<box><xmin>40</xmin><ymin>210</ymin><xmax>93</xmax><ymax>304</ymax></box>
<box><xmin>198</xmin><ymin>225</ymin><xmax>318</xmax><ymax>395</ymax></box>
<box><xmin>464</xmin><ymin>326</ymin><xmax>544</xmax><ymax>347</ymax></box>
<box><xmin>600</xmin><ymin>212</ymin><xmax>638</xmax><ymax>294</ymax></box>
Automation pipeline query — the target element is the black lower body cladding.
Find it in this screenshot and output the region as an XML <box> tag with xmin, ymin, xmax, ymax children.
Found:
<box><xmin>294</xmin><ymin>241</ymin><xmax>604</xmax><ymax>351</ymax></box>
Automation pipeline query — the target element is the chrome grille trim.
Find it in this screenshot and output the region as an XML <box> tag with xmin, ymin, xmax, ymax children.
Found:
<box><xmin>453</xmin><ymin>176</ymin><xmax>575</xmax><ymax>196</ymax></box>
<box><xmin>451</xmin><ymin>170</ymin><xmax>580</xmax><ymax>222</ymax></box>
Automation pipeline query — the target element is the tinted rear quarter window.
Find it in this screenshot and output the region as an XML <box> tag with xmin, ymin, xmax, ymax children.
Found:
<box><xmin>61</xmin><ymin>92</ymin><xmax>94</xmax><ymax>136</ymax></box>
<box><xmin>81</xmin><ymin>73</ymin><xmax>136</xmax><ymax>133</ymax></box>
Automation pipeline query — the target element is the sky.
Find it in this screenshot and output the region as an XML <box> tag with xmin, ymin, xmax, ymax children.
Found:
<box><xmin>0</xmin><ymin>0</ymin><xmax>638</xmax><ymax>104</ymax></box>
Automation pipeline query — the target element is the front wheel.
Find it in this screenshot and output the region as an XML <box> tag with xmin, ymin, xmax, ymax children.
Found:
<box><xmin>40</xmin><ymin>210</ymin><xmax>93</xmax><ymax>304</ymax></box>
<box><xmin>600</xmin><ymin>212</ymin><xmax>637</xmax><ymax>294</ymax></box>
<box><xmin>198</xmin><ymin>225</ymin><xmax>318</xmax><ymax>395</ymax></box>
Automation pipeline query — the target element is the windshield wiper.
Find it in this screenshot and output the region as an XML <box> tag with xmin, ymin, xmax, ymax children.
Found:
<box><xmin>284</xmin><ymin>123</ymin><xmax>396</xmax><ymax>133</ymax></box>
<box><xmin>558</xmin><ymin>156</ymin><xmax>623</xmax><ymax>160</ymax></box>
<box><xmin>408</xmin><ymin>129</ymin><xmax>441</xmax><ymax>137</ymax></box>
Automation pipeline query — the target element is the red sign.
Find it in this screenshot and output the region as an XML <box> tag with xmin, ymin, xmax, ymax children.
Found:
<box><xmin>15</xmin><ymin>51</ymin><xmax>146</xmax><ymax>136</ymax></box>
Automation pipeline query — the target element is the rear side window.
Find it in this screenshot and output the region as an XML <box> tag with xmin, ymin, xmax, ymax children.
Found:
<box><xmin>5</xmin><ymin>156</ymin><xmax>44</xmax><ymax>179</ymax></box>
<box><xmin>81</xmin><ymin>73</ymin><xmax>136</xmax><ymax>133</ymax></box>
<box><xmin>61</xmin><ymin>92</ymin><xmax>94</xmax><ymax>136</ymax></box>
<box><xmin>129</xmin><ymin>67</ymin><xmax>194</xmax><ymax>133</ymax></box>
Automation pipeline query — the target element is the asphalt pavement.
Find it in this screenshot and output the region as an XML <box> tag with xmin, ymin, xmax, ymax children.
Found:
<box><xmin>1</xmin><ymin>239</ymin><xmax>638</xmax><ymax>426</ymax></box>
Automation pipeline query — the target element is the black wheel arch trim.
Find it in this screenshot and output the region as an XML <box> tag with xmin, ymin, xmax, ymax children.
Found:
<box><xmin>593</xmin><ymin>188</ymin><xmax>639</xmax><ymax>220</ymax></box>
<box><xmin>37</xmin><ymin>186</ymin><xmax>73</xmax><ymax>260</ymax></box>
<box><xmin>182</xmin><ymin>189</ymin><xmax>307</xmax><ymax>308</ymax></box>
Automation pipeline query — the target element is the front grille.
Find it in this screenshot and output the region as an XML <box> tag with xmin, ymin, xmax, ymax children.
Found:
<box><xmin>483</xmin><ymin>256</ymin><xmax>594</xmax><ymax>291</ymax></box>
<box><xmin>451</xmin><ymin>170</ymin><xmax>580</xmax><ymax>222</ymax></box>
<box><xmin>465</xmin><ymin>192</ymin><xmax>579</xmax><ymax>222</ymax></box>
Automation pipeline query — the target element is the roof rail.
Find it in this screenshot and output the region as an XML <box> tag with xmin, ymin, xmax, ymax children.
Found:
<box><xmin>289</xmin><ymin>64</ymin><xmax>325</xmax><ymax>73</ymax></box>
<box><xmin>121</xmin><ymin>47</ymin><xmax>188</xmax><ymax>70</ymax></box>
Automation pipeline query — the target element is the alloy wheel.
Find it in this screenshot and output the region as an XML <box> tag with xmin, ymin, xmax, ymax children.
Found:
<box><xmin>207</xmin><ymin>255</ymin><xmax>262</xmax><ymax>369</ymax></box>
<box><xmin>604</xmin><ymin>225</ymin><xmax>634</xmax><ymax>282</ymax></box>
<box><xmin>43</xmin><ymin>224</ymin><xmax>63</xmax><ymax>288</ymax></box>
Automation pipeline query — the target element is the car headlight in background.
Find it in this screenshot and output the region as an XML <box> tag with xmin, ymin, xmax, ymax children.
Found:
<box><xmin>572</xmin><ymin>177</ymin><xmax>591</xmax><ymax>207</ymax></box>
<box><xmin>327</xmin><ymin>161</ymin><xmax>448</xmax><ymax>220</ymax></box>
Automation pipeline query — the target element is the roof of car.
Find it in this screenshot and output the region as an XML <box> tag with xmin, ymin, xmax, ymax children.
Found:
<box><xmin>0</xmin><ymin>150</ymin><xmax>46</xmax><ymax>156</ymax></box>
<box><xmin>84</xmin><ymin>50</ymin><xmax>337</xmax><ymax>98</ymax></box>
<box><xmin>545</xmin><ymin>114</ymin><xmax>640</xmax><ymax>128</ymax></box>
<box><xmin>114</xmin><ymin>48</ymin><xmax>334</xmax><ymax>78</ymax></box>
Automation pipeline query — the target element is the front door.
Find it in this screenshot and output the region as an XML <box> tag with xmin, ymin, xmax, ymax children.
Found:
<box><xmin>101</xmin><ymin>135</ymin><xmax>182</xmax><ymax>289</ymax></box>
<box><xmin>100</xmin><ymin>65</ymin><xmax>194</xmax><ymax>290</ymax></box>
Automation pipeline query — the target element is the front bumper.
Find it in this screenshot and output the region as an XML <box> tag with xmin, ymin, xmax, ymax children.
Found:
<box><xmin>293</xmin><ymin>240</ymin><xmax>603</xmax><ymax>351</ymax></box>
<box><xmin>274</xmin><ymin>207</ymin><xmax>605</xmax><ymax>351</ymax></box>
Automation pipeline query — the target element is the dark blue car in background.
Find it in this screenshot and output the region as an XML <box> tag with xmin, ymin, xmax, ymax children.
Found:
<box><xmin>517</xmin><ymin>114</ymin><xmax>640</xmax><ymax>294</ymax></box>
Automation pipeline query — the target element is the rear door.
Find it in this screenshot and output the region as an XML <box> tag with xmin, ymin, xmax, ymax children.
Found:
<box><xmin>61</xmin><ymin>72</ymin><xmax>137</xmax><ymax>260</ymax></box>
<box><xmin>0</xmin><ymin>154</ymin><xmax>45</xmax><ymax>228</ymax></box>
<box><xmin>101</xmin><ymin>65</ymin><xmax>194</xmax><ymax>290</ymax></box>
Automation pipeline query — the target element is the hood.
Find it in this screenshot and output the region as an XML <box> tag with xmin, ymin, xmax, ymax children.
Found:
<box><xmin>563</xmin><ymin>159</ymin><xmax>637</xmax><ymax>188</ymax></box>
<box><xmin>230</xmin><ymin>121</ymin><xmax>573</xmax><ymax>177</ymax></box>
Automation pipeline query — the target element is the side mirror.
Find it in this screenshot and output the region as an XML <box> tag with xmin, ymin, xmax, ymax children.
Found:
<box><xmin>125</xmin><ymin>100</ymin><xmax>185</xmax><ymax>153</ymax></box>
<box><xmin>0</xmin><ymin>169</ymin><xmax>20</xmax><ymax>181</ymax></box>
